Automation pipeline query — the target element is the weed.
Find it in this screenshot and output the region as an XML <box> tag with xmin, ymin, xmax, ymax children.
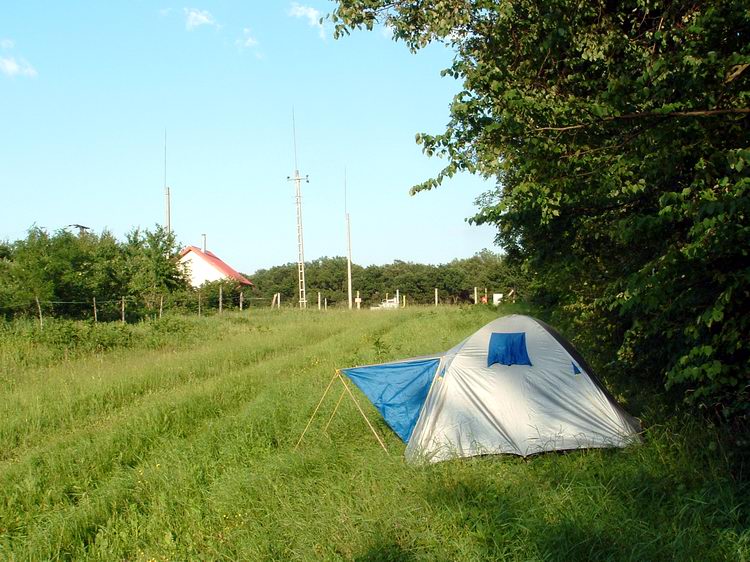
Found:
<box><xmin>0</xmin><ymin>307</ymin><xmax>746</xmax><ymax>560</ymax></box>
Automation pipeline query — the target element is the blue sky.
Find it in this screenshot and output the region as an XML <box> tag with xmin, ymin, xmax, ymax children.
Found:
<box><xmin>0</xmin><ymin>2</ymin><xmax>498</xmax><ymax>273</ymax></box>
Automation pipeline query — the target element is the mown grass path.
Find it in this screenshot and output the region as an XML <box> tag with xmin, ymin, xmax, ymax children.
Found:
<box><xmin>0</xmin><ymin>307</ymin><xmax>747</xmax><ymax>560</ymax></box>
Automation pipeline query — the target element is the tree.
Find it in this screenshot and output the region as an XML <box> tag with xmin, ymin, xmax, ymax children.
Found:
<box><xmin>247</xmin><ymin>252</ymin><xmax>521</xmax><ymax>306</ymax></box>
<box><xmin>332</xmin><ymin>1</ymin><xmax>749</xmax><ymax>417</ymax></box>
<box><xmin>123</xmin><ymin>226</ymin><xmax>189</xmax><ymax>309</ymax></box>
<box><xmin>0</xmin><ymin>226</ymin><xmax>189</xmax><ymax>320</ymax></box>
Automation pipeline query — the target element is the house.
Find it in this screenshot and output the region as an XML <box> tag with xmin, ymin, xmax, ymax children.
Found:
<box><xmin>178</xmin><ymin>246</ymin><xmax>253</xmax><ymax>288</ymax></box>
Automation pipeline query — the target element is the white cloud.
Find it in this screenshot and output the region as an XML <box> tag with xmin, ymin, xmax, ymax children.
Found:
<box><xmin>159</xmin><ymin>8</ymin><xmax>172</xmax><ymax>17</ymax></box>
<box><xmin>0</xmin><ymin>56</ymin><xmax>37</xmax><ymax>78</ymax></box>
<box><xmin>236</xmin><ymin>27</ymin><xmax>259</xmax><ymax>49</ymax></box>
<box><xmin>288</xmin><ymin>3</ymin><xmax>325</xmax><ymax>39</ymax></box>
<box><xmin>184</xmin><ymin>8</ymin><xmax>217</xmax><ymax>30</ymax></box>
<box><xmin>0</xmin><ymin>38</ymin><xmax>15</xmax><ymax>49</ymax></box>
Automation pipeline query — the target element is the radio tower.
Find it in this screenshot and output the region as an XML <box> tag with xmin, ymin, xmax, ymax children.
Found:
<box><xmin>287</xmin><ymin>111</ymin><xmax>308</xmax><ymax>309</ymax></box>
<box><xmin>164</xmin><ymin>129</ymin><xmax>171</xmax><ymax>234</ymax></box>
<box><xmin>345</xmin><ymin>168</ymin><xmax>353</xmax><ymax>310</ymax></box>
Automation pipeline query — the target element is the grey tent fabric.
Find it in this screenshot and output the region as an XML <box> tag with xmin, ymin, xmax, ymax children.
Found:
<box><xmin>403</xmin><ymin>315</ymin><xmax>641</xmax><ymax>462</ymax></box>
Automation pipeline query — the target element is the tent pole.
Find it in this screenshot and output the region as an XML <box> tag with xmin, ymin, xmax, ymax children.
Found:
<box><xmin>294</xmin><ymin>371</ymin><xmax>339</xmax><ymax>450</ymax></box>
<box><xmin>337</xmin><ymin>372</ymin><xmax>389</xmax><ymax>454</ymax></box>
<box><xmin>323</xmin><ymin>387</ymin><xmax>347</xmax><ymax>434</ymax></box>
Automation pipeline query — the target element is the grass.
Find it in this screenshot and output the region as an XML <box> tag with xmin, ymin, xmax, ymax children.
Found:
<box><xmin>0</xmin><ymin>306</ymin><xmax>747</xmax><ymax>560</ymax></box>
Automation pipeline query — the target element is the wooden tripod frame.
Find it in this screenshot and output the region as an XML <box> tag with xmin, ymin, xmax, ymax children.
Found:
<box><xmin>294</xmin><ymin>370</ymin><xmax>389</xmax><ymax>454</ymax></box>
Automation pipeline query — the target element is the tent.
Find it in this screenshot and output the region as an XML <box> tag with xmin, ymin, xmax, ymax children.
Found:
<box><xmin>297</xmin><ymin>315</ymin><xmax>641</xmax><ymax>463</ymax></box>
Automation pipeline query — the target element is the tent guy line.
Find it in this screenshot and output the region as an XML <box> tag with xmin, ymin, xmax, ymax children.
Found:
<box><xmin>295</xmin><ymin>370</ymin><xmax>390</xmax><ymax>454</ymax></box>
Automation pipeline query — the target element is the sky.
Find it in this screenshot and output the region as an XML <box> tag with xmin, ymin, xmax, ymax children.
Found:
<box><xmin>0</xmin><ymin>1</ymin><xmax>499</xmax><ymax>274</ymax></box>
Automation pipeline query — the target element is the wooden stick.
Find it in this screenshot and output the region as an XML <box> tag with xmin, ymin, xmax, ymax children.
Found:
<box><xmin>219</xmin><ymin>286</ymin><xmax>223</xmax><ymax>314</ymax></box>
<box><xmin>121</xmin><ymin>296</ymin><xmax>125</xmax><ymax>323</ymax></box>
<box><xmin>240</xmin><ymin>291</ymin><xmax>244</xmax><ymax>311</ymax></box>
<box><xmin>159</xmin><ymin>295</ymin><xmax>163</xmax><ymax>319</ymax></box>
<box><xmin>338</xmin><ymin>372</ymin><xmax>389</xmax><ymax>454</ymax></box>
<box><xmin>35</xmin><ymin>296</ymin><xmax>43</xmax><ymax>329</ymax></box>
<box><xmin>323</xmin><ymin>387</ymin><xmax>347</xmax><ymax>434</ymax></box>
<box><xmin>198</xmin><ymin>292</ymin><xmax>202</xmax><ymax>317</ymax></box>
<box><xmin>294</xmin><ymin>371</ymin><xmax>339</xmax><ymax>450</ymax></box>
<box><xmin>93</xmin><ymin>297</ymin><xmax>97</xmax><ymax>323</ymax></box>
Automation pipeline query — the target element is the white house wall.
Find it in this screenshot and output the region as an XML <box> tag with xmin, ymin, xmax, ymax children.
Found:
<box><xmin>179</xmin><ymin>252</ymin><xmax>227</xmax><ymax>287</ymax></box>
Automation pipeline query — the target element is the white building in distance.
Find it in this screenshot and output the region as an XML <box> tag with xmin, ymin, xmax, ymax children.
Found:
<box><xmin>178</xmin><ymin>246</ymin><xmax>253</xmax><ymax>288</ymax></box>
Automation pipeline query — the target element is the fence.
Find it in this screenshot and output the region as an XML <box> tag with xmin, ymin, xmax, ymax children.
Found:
<box><xmin>6</xmin><ymin>285</ymin><xmax>517</xmax><ymax>327</ymax></box>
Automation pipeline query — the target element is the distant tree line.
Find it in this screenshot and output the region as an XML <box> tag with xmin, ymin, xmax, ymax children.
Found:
<box><xmin>247</xmin><ymin>249</ymin><xmax>527</xmax><ymax>307</ymax></box>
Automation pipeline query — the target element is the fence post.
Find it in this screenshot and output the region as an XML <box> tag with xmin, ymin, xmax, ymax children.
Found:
<box><xmin>93</xmin><ymin>297</ymin><xmax>98</xmax><ymax>322</ymax></box>
<box><xmin>159</xmin><ymin>295</ymin><xmax>163</xmax><ymax>319</ymax></box>
<box><xmin>324</xmin><ymin>297</ymin><xmax>327</xmax><ymax>311</ymax></box>
<box><xmin>435</xmin><ymin>288</ymin><xmax>438</xmax><ymax>306</ymax></box>
<box><xmin>277</xmin><ymin>293</ymin><xmax>281</xmax><ymax>309</ymax></box>
<box><xmin>474</xmin><ymin>287</ymin><xmax>478</xmax><ymax>305</ymax></box>
<box><xmin>35</xmin><ymin>296</ymin><xmax>43</xmax><ymax>329</ymax></box>
<box><xmin>219</xmin><ymin>286</ymin><xmax>223</xmax><ymax>314</ymax></box>
<box><xmin>240</xmin><ymin>291</ymin><xmax>244</xmax><ymax>311</ymax></box>
<box><xmin>198</xmin><ymin>292</ymin><xmax>202</xmax><ymax>317</ymax></box>
<box><xmin>121</xmin><ymin>296</ymin><xmax>125</xmax><ymax>323</ymax></box>
<box><xmin>318</xmin><ymin>292</ymin><xmax>321</xmax><ymax>310</ymax></box>
<box><xmin>356</xmin><ymin>290</ymin><xmax>361</xmax><ymax>310</ymax></box>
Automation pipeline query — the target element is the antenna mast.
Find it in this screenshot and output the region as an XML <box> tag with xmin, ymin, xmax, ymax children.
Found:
<box><xmin>287</xmin><ymin>110</ymin><xmax>308</xmax><ymax>309</ymax></box>
<box><xmin>164</xmin><ymin>129</ymin><xmax>171</xmax><ymax>234</ymax></box>
<box><xmin>345</xmin><ymin>168</ymin><xmax>353</xmax><ymax>310</ymax></box>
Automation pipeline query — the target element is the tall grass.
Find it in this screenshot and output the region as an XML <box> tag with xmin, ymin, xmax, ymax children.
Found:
<box><xmin>0</xmin><ymin>315</ymin><xmax>201</xmax><ymax>372</ymax></box>
<box><xmin>0</xmin><ymin>307</ymin><xmax>747</xmax><ymax>560</ymax></box>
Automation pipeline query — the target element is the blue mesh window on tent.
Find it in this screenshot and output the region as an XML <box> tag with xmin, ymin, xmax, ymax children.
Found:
<box><xmin>487</xmin><ymin>332</ymin><xmax>532</xmax><ymax>367</ymax></box>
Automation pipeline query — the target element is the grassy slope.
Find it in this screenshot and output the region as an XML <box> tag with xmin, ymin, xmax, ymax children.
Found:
<box><xmin>0</xmin><ymin>307</ymin><xmax>747</xmax><ymax>561</ymax></box>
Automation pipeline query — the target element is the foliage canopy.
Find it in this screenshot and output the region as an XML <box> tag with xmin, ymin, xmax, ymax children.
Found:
<box><xmin>0</xmin><ymin>226</ymin><xmax>189</xmax><ymax>320</ymax></box>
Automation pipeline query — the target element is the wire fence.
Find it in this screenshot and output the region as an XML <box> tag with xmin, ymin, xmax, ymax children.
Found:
<box><xmin>4</xmin><ymin>285</ymin><xmax>516</xmax><ymax>327</ymax></box>
<box><xmin>12</xmin><ymin>292</ymin><xmax>270</xmax><ymax>326</ymax></box>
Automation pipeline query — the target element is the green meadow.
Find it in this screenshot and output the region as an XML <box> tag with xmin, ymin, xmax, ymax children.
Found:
<box><xmin>0</xmin><ymin>307</ymin><xmax>747</xmax><ymax>561</ymax></box>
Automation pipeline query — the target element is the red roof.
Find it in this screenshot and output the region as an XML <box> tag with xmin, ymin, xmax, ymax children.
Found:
<box><xmin>180</xmin><ymin>246</ymin><xmax>254</xmax><ymax>286</ymax></box>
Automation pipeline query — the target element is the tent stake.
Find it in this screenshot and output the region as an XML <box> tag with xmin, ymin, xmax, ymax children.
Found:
<box><xmin>338</xmin><ymin>372</ymin><xmax>389</xmax><ymax>454</ymax></box>
<box><xmin>294</xmin><ymin>371</ymin><xmax>339</xmax><ymax>450</ymax></box>
<box><xmin>323</xmin><ymin>387</ymin><xmax>347</xmax><ymax>434</ymax></box>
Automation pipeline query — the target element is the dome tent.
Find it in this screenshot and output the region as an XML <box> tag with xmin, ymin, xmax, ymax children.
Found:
<box><xmin>298</xmin><ymin>315</ymin><xmax>641</xmax><ymax>463</ymax></box>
